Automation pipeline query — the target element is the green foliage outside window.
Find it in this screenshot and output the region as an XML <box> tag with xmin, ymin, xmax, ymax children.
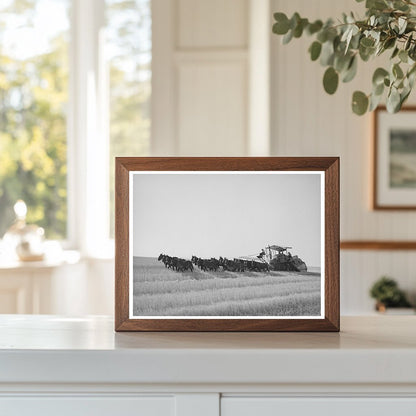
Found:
<box><xmin>0</xmin><ymin>0</ymin><xmax>151</xmax><ymax>240</ymax></box>
<box><xmin>0</xmin><ymin>1</ymin><xmax>69</xmax><ymax>238</ymax></box>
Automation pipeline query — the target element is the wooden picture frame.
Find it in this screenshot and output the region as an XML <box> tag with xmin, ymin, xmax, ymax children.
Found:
<box><xmin>115</xmin><ymin>157</ymin><xmax>339</xmax><ymax>332</ymax></box>
<box><xmin>373</xmin><ymin>106</ymin><xmax>416</xmax><ymax>210</ymax></box>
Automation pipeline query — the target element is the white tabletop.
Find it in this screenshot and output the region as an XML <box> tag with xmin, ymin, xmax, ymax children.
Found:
<box><xmin>0</xmin><ymin>315</ymin><xmax>415</xmax><ymax>386</ymax></box>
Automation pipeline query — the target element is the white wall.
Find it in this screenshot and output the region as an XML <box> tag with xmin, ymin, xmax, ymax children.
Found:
<box><xmin>271</xmin><ymin>0</ymin><xmax>416</xmax><ymax>313</ymax></box>
<box><xmin>152</xmin><ymin>0</ymin><xmax>263</xmax><ymax>156</ymax></box>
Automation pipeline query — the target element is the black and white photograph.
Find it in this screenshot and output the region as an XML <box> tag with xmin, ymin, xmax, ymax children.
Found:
<box><xmin>390</xmin><ymin>129</ymin><xmax>416</xmax><ymax>189</ymax></box>
<box><xmin>130</xmin><ymin>172</ymin><xmax>324</xmax><ymax>318</ymax></box>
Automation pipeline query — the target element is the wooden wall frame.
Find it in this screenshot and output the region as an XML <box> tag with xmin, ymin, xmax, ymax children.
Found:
<box><xmin>115</xmin><ymin>157</ymin><xmax>340</xmax><ymax>332</ymax></box>
<box><xmin>373</xmin><ymin>106</ymin><xmax>416</xmax><ymax>210</ymax></box>
<box><xmin>341</xmin><ymin>241</ymin><xmax>416</xmax><ymax>250</ymax></box>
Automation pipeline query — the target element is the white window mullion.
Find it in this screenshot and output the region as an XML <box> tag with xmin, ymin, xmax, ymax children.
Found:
<box><xmin>69</xmin><ymin>0</ymin><xmax>109</xmax><ymax>256</ymax></box>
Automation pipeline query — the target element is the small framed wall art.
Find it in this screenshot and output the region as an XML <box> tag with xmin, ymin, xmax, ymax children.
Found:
<box><xmin>374</xmin><ymin>106</ymin><xmax>416</xmax><ymax>209</ymax></box>
<box><xmin>115</xmin><ymin>157</ymin><xmax>339</xmax><ymax>332</ymax></box>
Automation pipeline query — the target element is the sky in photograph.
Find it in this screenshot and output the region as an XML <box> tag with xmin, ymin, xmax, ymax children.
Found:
<box><xmin>132</xmin><ymin>173</ymin><xmax>322</xmax><ymax>267</ymax></box>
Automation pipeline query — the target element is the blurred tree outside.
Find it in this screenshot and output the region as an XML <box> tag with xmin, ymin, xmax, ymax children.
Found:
<box><xmin>0</xmin><ymin>0</ymin><xmax>151</xmax><ymax>240</ymax></box>
<box><xmin>0</xmin><ymin>0</ymin><xmax>69</xmax><ymax>239</ymax></box>
<box><xmin>107</xmin><ymin>0</ymin><xmax>151</xmax><ymax>237</ymax></box>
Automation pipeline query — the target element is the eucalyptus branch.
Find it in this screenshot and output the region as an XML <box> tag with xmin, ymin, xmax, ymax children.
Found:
<box><xmin>272</xmin><ymin>0</ymin><xmax>416</xmax><ymax>115</ymax></box>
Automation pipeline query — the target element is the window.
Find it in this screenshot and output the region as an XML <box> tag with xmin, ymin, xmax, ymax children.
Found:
<box><xmin>106</xmin><ymin>0</ymin><xmax>151</xmax><ymax>237</ymax></box>
<box><xmin>0</xmin><ymin>0</ymin><xmax>70</xmax><ymax>239</ymax></box>
<box><xmin>0</xmin><ymin>0</ymin><xmax>151</xmax><ymax>252</ymax></box>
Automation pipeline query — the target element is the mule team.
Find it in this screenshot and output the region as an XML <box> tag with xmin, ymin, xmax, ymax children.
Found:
<box><xmin>158</xmin><ymin>253</ymin><xmax>269</xmax><ymax>273</ymax></box>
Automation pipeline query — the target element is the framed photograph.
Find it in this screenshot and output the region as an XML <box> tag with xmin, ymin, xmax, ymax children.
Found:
<box><xmin>374</xmin><ymin>106</ymin><xmax>416</xmax><ymax>209</ymax></box>
<box><xmin>115</xmin><ymin>157</ymin><xmax>339</xmax><ymax>332</ymax></box>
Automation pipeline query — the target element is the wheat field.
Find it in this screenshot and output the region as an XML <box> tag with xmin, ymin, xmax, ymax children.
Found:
<box><xmin>132</xmin><ymin>257</ymin><xmax>321</xmax><ymax>316</ymax></box>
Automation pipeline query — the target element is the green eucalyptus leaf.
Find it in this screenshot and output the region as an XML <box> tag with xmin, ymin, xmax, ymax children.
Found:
<box><xmin>372</xmin><ymin>67</ymin><xmax>389</xmax><ymax>85</ymax></box>
<box><xmin>320</xmin><ymin>40</ymin><xmax>335</xmax><ymax>66</ymax></box>
<box><xmin>309</xmin><ymin>41</ymin><xmax>322</xmax><ymax>61</ymax></box>
<box><xmin>387</xmin><ymin>87</ymin><xmax>401</xmax><ymax>112</ymax></box>
<box><xmin>393</xmin><ymin>63</ymin><xmax>404</xmax><ymax>79</ymax></box>
<box><xmin>408</xmin><ymin>71</ymin><xmax>416</xmax><ymax>88</ymax></box>
<box><xmin>352</xmin><ymin>91</ymin><xmax>369</xmax><ymax>115</ymax></box>
<box><xmin>405</xmin><ymin>34</ymin><xmax>413</xmax><ymax>50</ymax></box>
<box><xmin>307</xmin><ymin>20</ymin><xmax>323</xmax><ymax>35</ymax></box>
<box><xmin>374</xmin><ymin>82</ymin><xmax>385</xmax><ymax>96</ymax></box>
<box><xmin>342</xmin><ymin>56</ymin><xmax>358</xmax><ymax>82</ymax></box>
<box><xmin>398</xmin><ymin>17</ymin><xmax>407</xmax><ymax>34</ymax></box>
<box><xmin>293</xmin><ymin>18</ymin><xmax>308</xmax><ymax>37</ymax></box>
<box><xmin>366</xmin><ymin>0</ymin><xmax>388</xmax><ymax>10</ymax></box>
<box><xmin>290</xmin><ymin>12</ymin><xmax>301</xmax><ymax>29</ymax></box>
<box><xmin>317</xmin><ymin>29</ymin><xmax>328</xmax><ymax>43</ymax></box>
<box><xmin>360</xmin><ymin>37</ymin><xmax>375</xmax><ymax>48</ymax></box>
<box><xmin>391</xmin><ymin>47</ymin><xmax>399</xmax><ymax>59</ymax></box>
<box><xmin>323</xmin><ymin>67</ymin><xmax>339</xmax><ymax>94</ymax></box>
<box><xmin>401</xmin><ymin>88</ymin><xmax>411</xmax><ymax>105</ymax></box>
<box><xmin>273</xmin><ymin>13</ymin><xmax>290</xmax><ymax>34</ymax></box>
<box><xmin>393</xmin><ymin>0</ymin><xmax>409</xmax><ymax>11</ymax></box>
<box><xmin>383</xmin><ymin>37</ymin><xmax>396</xmax><ymax>50</ymax></box>
<box><xmin>399</xmin><ymin>49</ymin><xmax>408</xmax><ymax>63</ymax></box>
<box><xmin>369</xmin><ymin>92</ymin><xmax>383</xmax><ymax>111</ymax></box>
<box><xmin>282</xmin><ymin>29</ymin><xmax>293</xmax><ymax>44</ymax></box>
<box><xmin>350</xmin><ymin>33</ymin><xmax>361</xmax><ymax>49</ymax></box>
<box><xmin>359</xmin><ymin>44</ymin><xmax>375</xmax><ymax>61</ymax></box>
<box><xmin>408</xmin><ymin>63</ymin><xmax>416</xmax><ymax>78</ymax></box>
<box><xmin>409</xmin><ymin>44</ymin><xmax>416</xmax><ymax>60</ymax></box>
<box><xmin>334</xmin><ymin>52</ymin><xmax>352</xmax><ymax>72</ymax></box>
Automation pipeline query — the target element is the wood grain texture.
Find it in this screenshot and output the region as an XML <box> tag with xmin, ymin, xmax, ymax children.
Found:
<box><xmin>114</xmin><ymin>160</ymin><xmax>130</xmax><ymax>330</ymax></box>
<box><xmin>115</xmin><ymin>157</ymin><xmax>340</xmax><ymax>332</ymax></box>
<box><xmin>341</xmin><ymin>241</ymin><xmax>416</xmax><ymax>250</ymax></box>
<box><xmin>373</xmin><ymin>106</ymin><xmax>416</xmax><ymax>210</ymax></box>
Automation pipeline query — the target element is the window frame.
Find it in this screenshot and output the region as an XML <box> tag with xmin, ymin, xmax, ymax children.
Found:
<box><xmin>67</xmin><ymin>0</ymin><xmax>112</xmax><ymax>258</ymax></box>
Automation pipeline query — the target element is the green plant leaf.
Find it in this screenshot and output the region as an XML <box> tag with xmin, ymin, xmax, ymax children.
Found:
<box><xmin>369</xmin><ymin>92</ymin><xmax>383</xmax><ymax>111</ymax></box>
<box><xmin>352</xmin><ymin>91</ymin><xmax>369</xmax><ymax>115</ymax></box>
<box><xmin>366</xmin><ymin>0</ymin><xmax>388</xmax><ymax>7</ymax></box>
<box><xmin>399</xmin><ymin>49</ymin><xmax>408</xmax><ymax>63</ymax></box>
<box><xmin>320</xmin><ymin>40</ymin><xmax>335</xmax><ymax>66</ymax></box>
<box><xmin>282</xmin><ymin>29</ymin><xmax>293</xmax><ymax>44</ymax></box>
<box><xmin>405</xmin><ymin>34</ymin><xmax>413</xmax><ymax>50</ymax></box>
<box><xmin>383</xmin><ymin>37</ymin><xmax>396</xmax><ymax>50</ymax></box>
<box><xmin>372</xmin><ymin>67</ymin><xmax>389</xmax><ymax>86</ymax></box>
<box><xmin>334</xmin><ymin>52</ymin><xmax>352</xmax><ymax>72</ymax></box>
<box><xmin>293</xmin><ymin>17</ymin><xmax>308</xmax><ymax>38</ymax></box>
<box><xmin>391</xmin><ymin>47</ymin><xmax>399</xmax><ymax>59</ymax></box>
<box><xmin>307</xmin><ymin>20</ymin><xmax>323</xmax><ymax>35</ymax></box>
<box><xmin>323</xmin><ymin>67</ymin><xmax>339</xmax><ymax>94</ymax></box>
<box><xmin>387</xmin><ymin>87</ymin><xmax>401</xmax><ymax>112</ymax></box>
<box><xmin>309</xmin><ymin>41</ymin><xmax>322</xmax><ymax>61</ymax></box>
<box><xmin>273</xmin><ymin>13</ymin><xmax>290</xmax><ymax>34</ymax></box>
<box><xmin>393</xmin><ymin>63</ymin><xmax>404</xmax><ymax>79</ymax></box>
<box><xmin>360</xmin><ymin>37</ymin><xmax>375</xmax><ymax>48</ymax></box>
<box><xmin>342</xmin><ymin>56</ymin><xmax>357</xmax><ymax>82</ymax></box>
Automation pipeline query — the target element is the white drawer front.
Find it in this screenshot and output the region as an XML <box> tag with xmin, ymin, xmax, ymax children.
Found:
<box><xmin>0</xmin><ymin>396</ymin><xmax>175</xmax><ymax>416</ymax></box>
<box><xmin>222</xmin><ymin>398</ymin><xmax>416</xmax><ymax>416</ymax></box>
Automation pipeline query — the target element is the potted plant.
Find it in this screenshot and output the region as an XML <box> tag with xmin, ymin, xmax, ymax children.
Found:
<box><xmin>272</xmin><ymin>0</ymin><xmax>416</xmax><ymax>115</ymax></box>
<box><xmin>369</xmin><ymin>276</ymin><xmax>414</xmax><ymax>313</ymax></box>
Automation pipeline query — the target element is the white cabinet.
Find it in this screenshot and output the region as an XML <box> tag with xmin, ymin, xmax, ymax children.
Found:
<box><xmin>222</xmin><ymin>398</ymin><xmax>416</xmax><ymax>416</ymax></box>
<box><xmin>1</xmin><ymin>316</ymin><xmax>416</xmax><ymax>416</ymax></box>
<box><xmin>1</xmin><ymin>397</ymin><xmax>175</xmax><ymax>416</ymax></box>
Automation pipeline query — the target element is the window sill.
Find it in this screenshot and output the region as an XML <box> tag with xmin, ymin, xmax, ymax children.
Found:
<box><xmin>0</xmin><ymin>250</ymin><xmax>81</xmax><ymax>271</ymax></box>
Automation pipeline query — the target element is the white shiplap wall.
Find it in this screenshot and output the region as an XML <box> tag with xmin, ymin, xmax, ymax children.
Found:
<box><xmin>271</xmin><ymin>0</ymin><xmax>416</xmax><ymax>313</ymax></box>
<box><xmin>152</xmin><ymin>0</ymin><xmax>249</xmax><ymax>156</ymax></box>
